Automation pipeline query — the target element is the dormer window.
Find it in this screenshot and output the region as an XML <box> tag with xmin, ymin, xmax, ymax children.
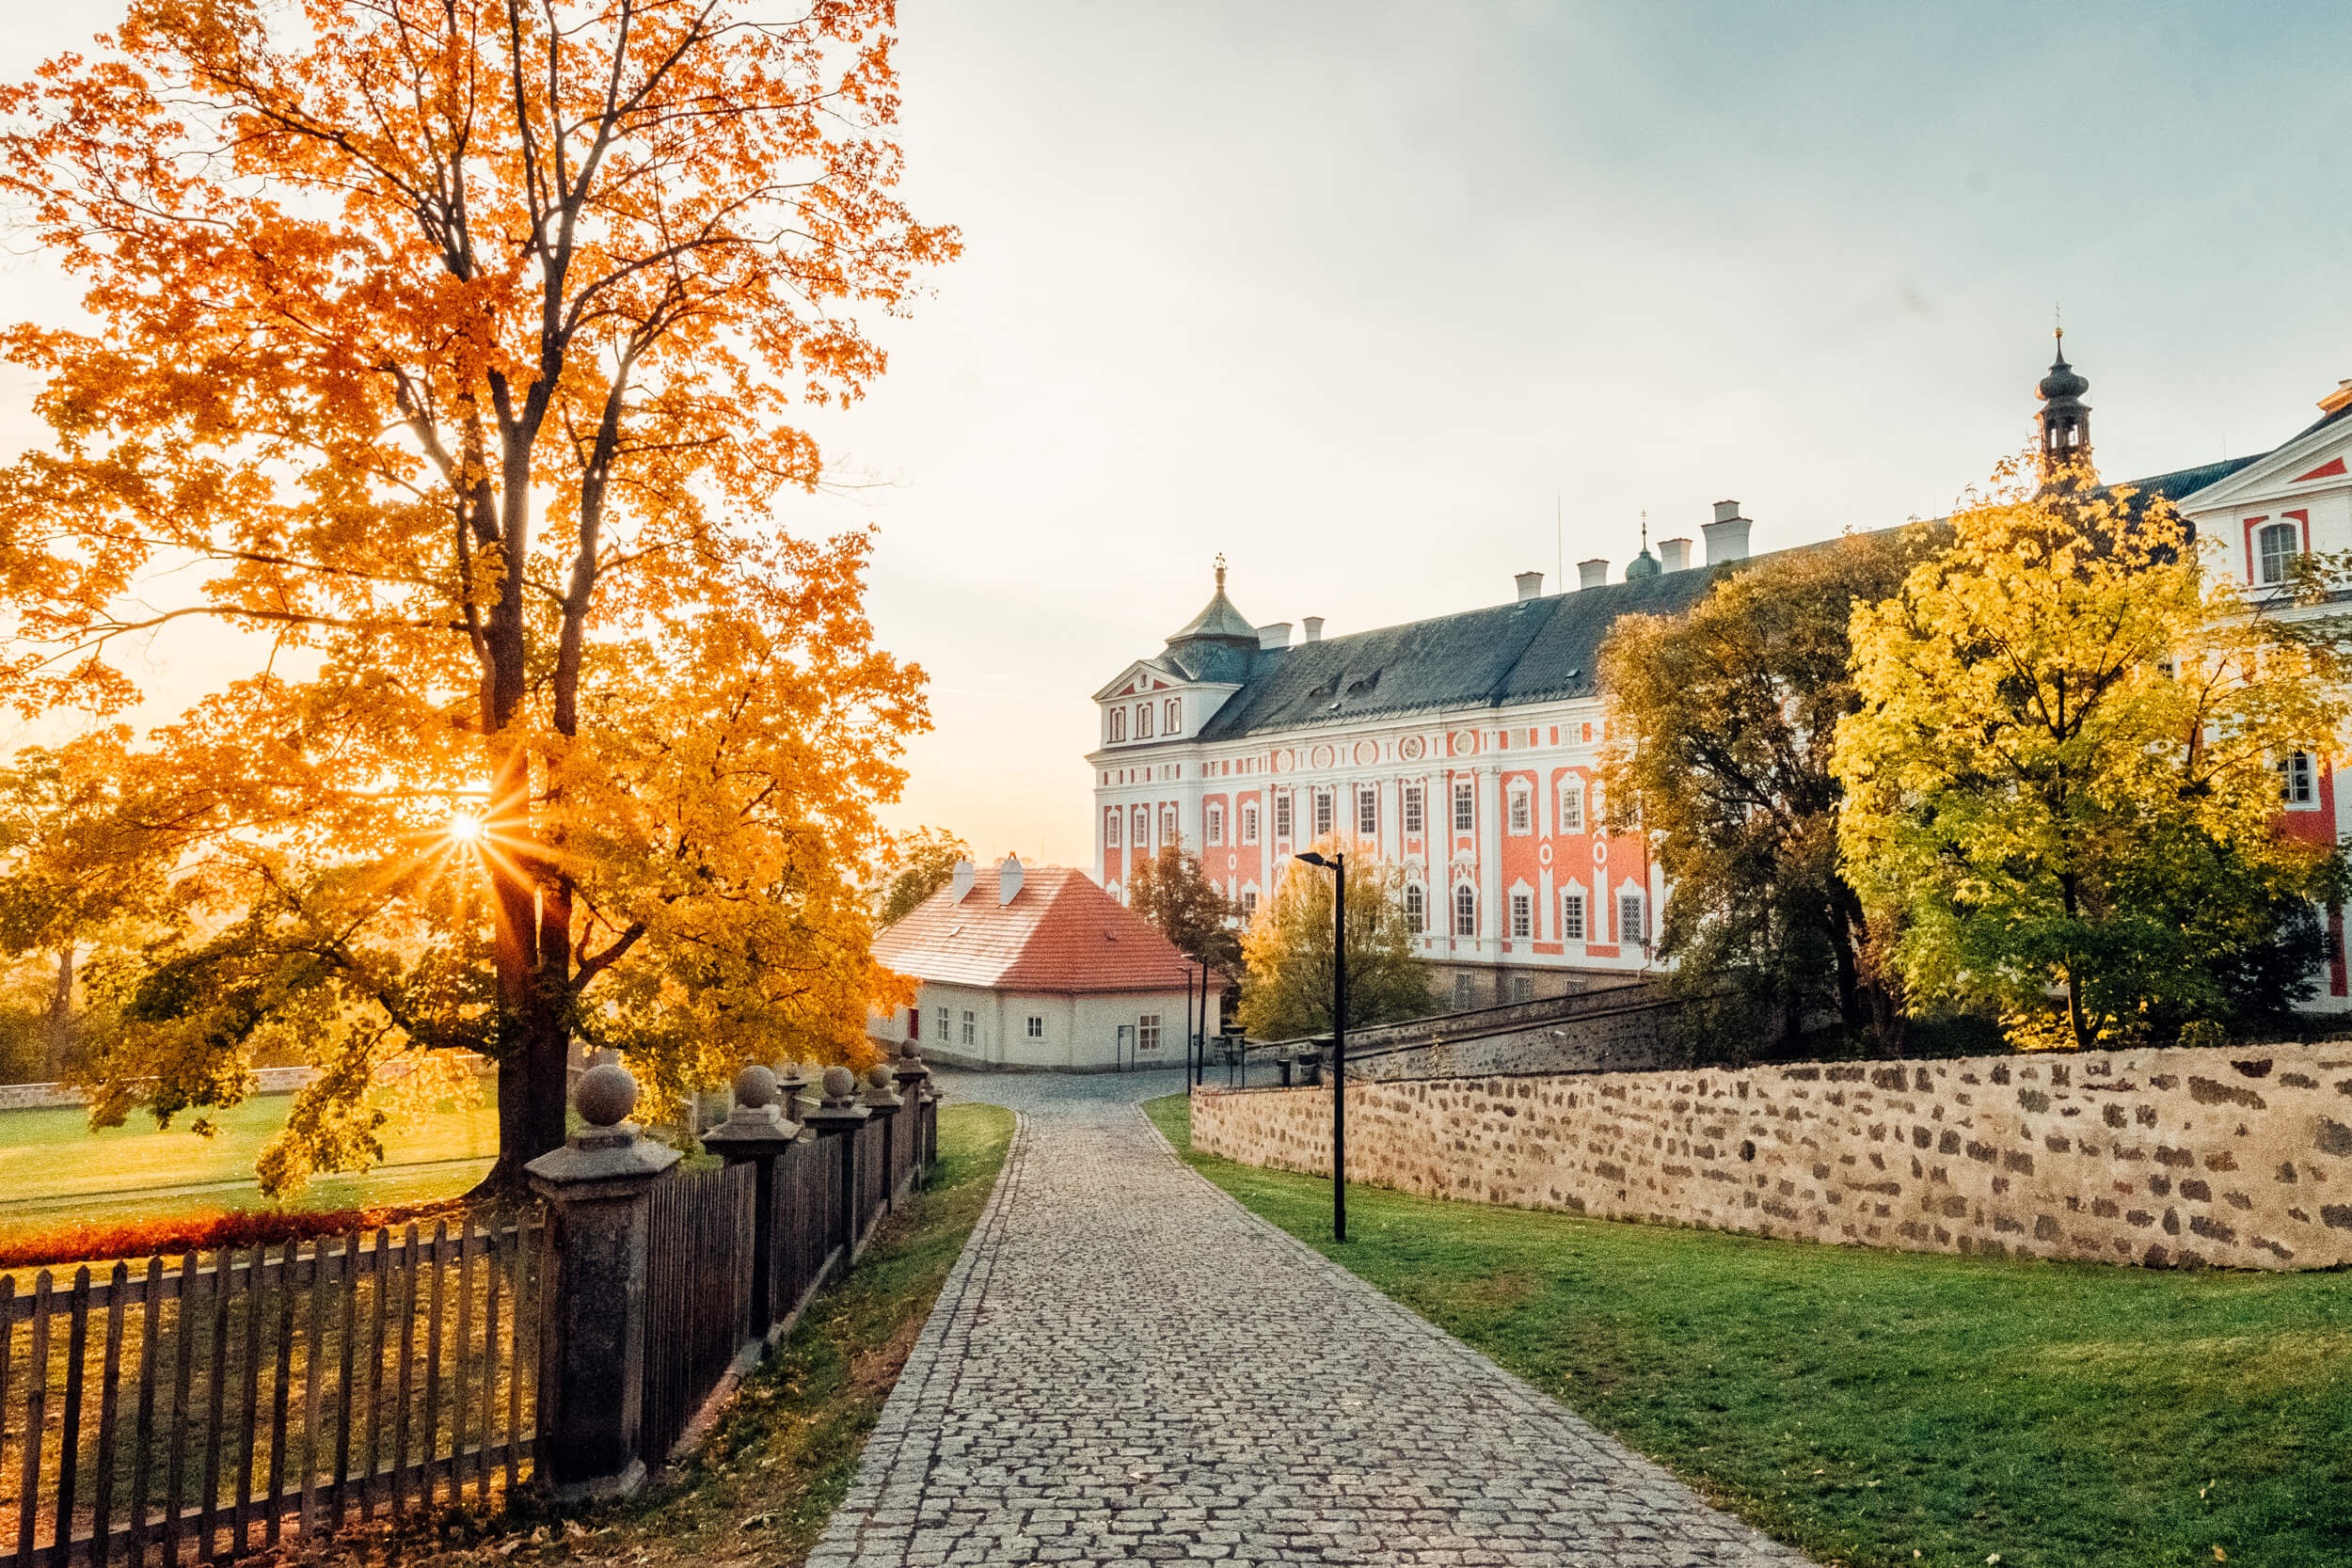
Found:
<box><xmin>2257</xmin><ymin>519</ymin><xmax>2302</xmax><ymax>587</ymax></box>
<box><xmin>1137</xmin><ymin>703</ymin><xmax>1154</xmax><ymax>739</ymax></box>
<box><xmin>1164</xmin><ymin>697</ymin><xmax>1181</xmax><ymax>736</ymax></box>
<box><xmin>1107</xmin><ymin>706</ymin><xmax>1126</xmax><ymax>743</ymax></box>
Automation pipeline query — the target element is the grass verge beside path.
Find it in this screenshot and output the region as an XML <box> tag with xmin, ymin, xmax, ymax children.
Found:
<box><xmin>1144</xmin><ymin>1093</ymin><xmax>2352</xmax><ymax>1568</ymax></box>
<box><xmin>271</xmin><ymin>1100</ymin><xmax>1016</xmax><ymax>1568</ymax></box>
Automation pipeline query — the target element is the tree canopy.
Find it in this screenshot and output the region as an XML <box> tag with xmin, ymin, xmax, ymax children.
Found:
<box><xmin>877</xmin><ymin>828</ymin><xmax>971</xmax><ymax>927</ymax></box>
<box><xmin>1236</xmin><ymin>849</ymin><xmax>1432</xmax><ymax>1041</ymax></box>
<box><xmin>1600</xmin><ymin>531</ymin><xmax>1929</xmax><ymax>1056</ymax></box>
<box><xmin>1128</xmin><ymin>843</ymin><xmax>1241</xmax><ymax>975</ymax></box>
<box><xmin>1833</xmin><ymin>456</ymin><xmax>2350</xmax><ymax>1050</ymax></box>
<box><xmin>0</xmin><ymin>0</ymin><xmax>954</xmax><ymax>1187</ymax></box>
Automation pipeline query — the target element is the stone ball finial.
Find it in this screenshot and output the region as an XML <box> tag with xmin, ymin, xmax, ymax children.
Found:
<box><xmin>865</xmin><ymin>1064</ymin><xmax>895</xmax><ymax>1092</ymax></box>
<box><xmin>576</xmin><ymin>1061</ymin><xmax>639</xmax><ymax>1128</ymax></box>
<box><xmin>821</xmin><ymin>1065</ymin><xmax>857</xmax><ymax>1101</ymax></box>
<box><xmin>733</xmin><ymin>1064</ymin><xmax>779</xmax><ymax>1110</ymax></box>
<box><xmin>897</xmin><ymin>1038</ymin><xmax>922</xmax><ymax>1063</ymax></box>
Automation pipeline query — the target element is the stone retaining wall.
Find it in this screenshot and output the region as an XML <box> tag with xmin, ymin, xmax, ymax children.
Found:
<box><xmin>1190</xmin><ymin>1043</ymin><xmax>2352</xmax><ymax>1270</ymax></box>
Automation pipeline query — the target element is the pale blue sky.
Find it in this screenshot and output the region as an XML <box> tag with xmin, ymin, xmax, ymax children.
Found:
<box><xmin>5</xmin><ymin>2</ymin><xmax>2351</xmax><ymax>863</ymax></box>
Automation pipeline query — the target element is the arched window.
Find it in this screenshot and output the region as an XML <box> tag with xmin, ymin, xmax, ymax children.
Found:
<box><xmin>1137</xmin><ymin>703</ymin><xmax>1154</xmax><ymax>739</ymax></box>
<box><xmin>1161</xmin><ymin>805</ymin><xmax>1178</xmax><ymax>842</ymax></box>
<box><xmin>1404</xmin><ymin>883</ymin><xmax>1425</xmax><ymax>933</ymax></box>
<box><xmin>2257</xmin><ymin>520</ymin><xmax>2301</xmax><ymax>586</ymax></box>
<box><xmin>1133</xmin><ymin>805</ymin><xmax>1150</xmax><ymax>843</ymax></box>
<box><xmin>1105</xmin><ymin>809</ymin><xmax>1121</xmax><ymax>847</ymax></box>
<box><xmin>1453</xmin><ymin>882</ymin><xmax>1476</xmax><ymax>938</ymax></box>
<box><xmin>1108</xmin><ymin>707</ymin><xmax>1126</xmax><ymax>743</ymax></box>
<box><xmin>1164</xmin><ymin>697</ymin><xmax>1182</xmax><ymax>735</ymax></box>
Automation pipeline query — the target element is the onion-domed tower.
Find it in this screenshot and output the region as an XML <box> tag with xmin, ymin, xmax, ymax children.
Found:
<box><xmin>2037</xmin><ymin>327</ymin><xmax>2092</xmax><ymax>484</ymax></box>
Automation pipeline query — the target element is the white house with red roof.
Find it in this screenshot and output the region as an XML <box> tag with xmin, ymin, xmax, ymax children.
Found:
<box><xmin>869</xmin><ymin>856</ymin><xmax>1224</xmax><ymax>1069</ymax></box>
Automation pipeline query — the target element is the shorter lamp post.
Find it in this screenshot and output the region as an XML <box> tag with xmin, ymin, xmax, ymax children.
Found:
<box><xmin>1294</xmin><ymin>850</ymin><xmax>1346</xmax><ymax>1243</ymax></box>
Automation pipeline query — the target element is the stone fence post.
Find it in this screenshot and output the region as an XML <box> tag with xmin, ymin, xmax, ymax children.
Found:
<box><xmin>861</xmin><ymin>1063</ymin><xmax>904</xmax><ymax>1212</ymax></box>
<box><xmin>525</xmin><ymin>1061</ymin><xmax>680</xmax><ymax>1500</ymax></box>
<box><xmin>891</xmin><ymin>1040</ymin><xmax>933</xmax><ymax>1171</ymax></box>
<box><xmin>802</xmin><ymin>1067</ymin><xmax>871</xmax><ymax>1267</ymax></box>
<box><xmin>702</xmin><ymin>1064</ymin><xmax>803</xmax><ymax>1342</ymax></box>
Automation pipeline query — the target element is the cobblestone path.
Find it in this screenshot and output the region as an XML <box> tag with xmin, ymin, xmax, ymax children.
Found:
<box><xmin>810</xmin><ymin>1074</ymin><xmax>1811</xmax><ymax>1567</ymax></box>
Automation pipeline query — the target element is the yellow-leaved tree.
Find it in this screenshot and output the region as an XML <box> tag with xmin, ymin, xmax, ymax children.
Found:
<box><xmin>0</xmin><ymin>0</ymin><xmax>955</xmax><ymax>1188</ymax></box>
<box><xmin>1237</xmin><ymin>849</ymin><xmax>1432</xmax><ymax>1041</ymax></box>
<box><xmin>1834</xmin><ymin>455</ymin><xmax>2349</xmax><ymax>1051</ymax></box>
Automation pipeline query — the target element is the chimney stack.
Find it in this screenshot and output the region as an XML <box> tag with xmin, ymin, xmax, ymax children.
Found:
<box><xmin>997</xmin><ymin>853</ymin><xmax>1023</xmax><ymax>906</ymax></box>
<box><xmin>1514</xmin><ymin>570</ymin><xmax>1545</xmax><ymax>602</ymax></box>
<box><xmin>950</xmin><ymin>858</ymin><xmax>976</xmax><ymax>902</ymax></box>
<box><xmin>1702</xmin><ymin>500</ymin><xmax>1752</xmax><ymax>564</ymax></box>
<box><xmin>1302</xmin><ymin>616</ymin><xmax>1325</xmax><ymax>643</ymax></box>
<box><xmin>1658</xmin><ymin>537</ymin><xmax>1692</xmax><ymax>572</ymax></box>
<box><xmin>1577</xmin><ymin>558</ymin><xmax>1609</xmax><ymax>590</ymax></box>
<box><xmin>1257</xmin><ymin>622</ymin><xmax>1292</xmax><ymax>650</ymax></box>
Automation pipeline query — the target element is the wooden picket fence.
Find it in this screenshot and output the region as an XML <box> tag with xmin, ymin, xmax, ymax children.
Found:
<box><xmin>0</xmin><ymin>1214</ymin><xmax>547</xmax><ymax>1568</ymax></box>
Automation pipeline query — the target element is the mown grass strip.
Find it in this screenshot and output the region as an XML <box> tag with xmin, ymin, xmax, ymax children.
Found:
<box><xmin>1144</xmin><ymin>1092</ymin><xmax>2352</xmax><ymax>1568</ymax></box>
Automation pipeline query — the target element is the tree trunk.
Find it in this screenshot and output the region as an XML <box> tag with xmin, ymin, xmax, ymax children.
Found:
<box><xmin>43</xmin><ymin>946</ymin><xmax>73</xmax><ymax>1080</ymax></box>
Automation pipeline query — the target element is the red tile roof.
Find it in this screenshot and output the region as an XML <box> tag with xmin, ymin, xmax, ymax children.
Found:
<box><xmin>873</xmin><ymin>864</ymin><xmax>1212</xmax><ymax>995</ymax></box>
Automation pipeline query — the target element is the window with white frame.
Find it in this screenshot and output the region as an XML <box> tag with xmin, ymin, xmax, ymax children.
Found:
<box><xmin>1453</xmin><ymin>780</ymin><xmax>1475</xmax><ymax>832</ymax></box>
<box><xmin>1161</xmin><ymin>805</ymin><xmax>1178</xmax><ymax>843</ymax></box>
<box><xmin>961</xmin><ymin>1010</ymin><xmax>977</xmax><ymax>1047</ymax></box>
<box><xmin>1558</xmin><ymin>779</ymin><xmax>1583</xmax><ymax>833</ymax></box>
<box><xmin>1108</xmin><ymin>707</ymin><xmax>1126</xmax><ymax>742</ymax></box>
<box><xmin>1105</xmin><ymin>810</ymin><xmax>1121</xmax><ymax>847</ymax></box>
<box><xmin>1507</xmin><ymin>785</ymin><xmax>1532</xmax><ymax>835</ymax></box>
<box><xmin>1242</xmin><ymin>804</ymin><xmax>1260</xmax><ymax>844</ymax></box>
<box><xmin>2281</xmin><ymin>751</ymin><xmax>2319</xmax><ymax>805</ymax></box>
<box><xmin>1241</xmin><ymin>889</ymin><xmax>1259</xmax><ymax>919</ymax></box>
<box><xmin>1207</xmin><ymin>805</ymin><xmax>1224</xmax><ymax>845</ymax></box>
<box><xmin>1134</xmin><ymin>805</ymin><xmax>1150</xmax><ymax>844</ymax></box>
<box><xmin>1454</xmin><ymin>882</ymin><xmax>1476</xmax><ymax>937</ymax></box>
<box><xmin>1312</xmin><ymin>789</ymin><xmax>1333</xmax><ymax>838</ymax></box>
<box><xmin>1453</xmin><ymin>973</ymin><xmax>1475</xmax><ymax>1010</ymax></box>
<box><xmin>936</xmin><ymin>1006</ymin><xmax>949</xmax><ymax>1042</ymax></box>
<box><xmin>1025</xmin><ymin>1014</ymin><xmax>1044</xmax><ymax>1039</ymax></box>
<box><xmin>1136</xmin><ymin>703</ymin><xmax>1153</xmax><ymax>739</ymax></box>
<box><xmin>1137</xmin><ymin>1014</ymin><xmax>1162</xmax><ymax>1051</ymax></box>
<box><xmin>1405</xmin><ymin>883</ymin><xmax>1425</xmax><ymax>933</ymax></box>
<box><xmin>1357</xmin><ymin>786</ymin><xmax>1377</xmax><ymax>836</ymax></box>
<box><xmin>1403</xmin><ymin>783</ymin><xmax>1424</xmax><ymax>835</ymax></box>
<box><xmin>1561</xmin><ymin>890</ymin><xmax>1587</xmax><ymax>942</ymax></box>
<box><xmin>1619</xmin><ymin>892</ymin><xmax>1647</xmax><ymax>947</ymax></box>
<box><xmin>1510</xmin><ymin>890</ymin><xmax>1532</xmax><ymax>939</ymax></box>
<box><xmin>2258</xmin><ymin>520</ymin><xmax>2302</xmax><ymax>586</ymax></box>
<box><xmin>1164</xmin><ymin>697</ymin><xmax>1181</xmax><ymax>735</ymax></box>
<box><xmin>1274</xmin><ymin>792</ymin><xmax>1293</xmax><ymax>839</ymax></box>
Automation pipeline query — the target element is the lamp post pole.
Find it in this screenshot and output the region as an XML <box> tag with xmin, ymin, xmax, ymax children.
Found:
<box><xmin>1295</xmin><ymin>849</ymin><xmax>1346</xmax><ymax>1243</ymax></box>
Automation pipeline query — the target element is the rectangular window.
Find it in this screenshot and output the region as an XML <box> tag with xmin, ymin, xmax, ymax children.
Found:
<box><xmin>1241</xmin><ymin>890</ymin><xmax>1259</xmax><ymax>919</ymax></box>
<box><xmin>961</xmin><ymin>1010</ymin><xmax>977</xmax><ymax>1047</ymax></box>
<box><xmin>1161</xmin><ymin>805</ymin><xmax>1178</xmax><ymax>843</ymax></box>
<box><xmin>1453</xmin><ymin>974</ymin><xmax>1475</xmax><ymax>1010</ymax></box>
<box><xmin>1510</xmin><ymin>890</ymin><xmax>1532</xmax><ymax>939</ymax></box>
<box><xmin>2282</xmin><ymin>751</ymin><xmax>2318</xmax><ymax>805</ymax></box>
<box><xmin>1312</xmin><ymin>789</ymin><xmax>1333</xmax><ymax>838</ymax></box>
<box><xmin>1403</xmin><ymin>784</ymin><xmax>1424</xmax><ymax>835</ymax></box>
<box><xmin>1357</xmin><ymin>786</ymin><xmax>1376</xmax><ymax>836</ymax></box>
<box><xmin>1561</xmin><ymin>893</ymin><xmax>1586</xmax><ymax>942</ymax></box>
<box><xmin>1510</xmin><ymin>974</ymin><xmax>1534</xmax><ymax>1004</ymax></box>
<box><xmin>1620</xmin><ymin>893</ymin><xmax>1647</xmax><ymax>946</ymax></box>
<box><xmin>1105</xmin><ymin>810</ymin><xmax>1120</xmax><ymax>847</ymax></box>
<box><xmin>1242</xmin><ymin>804</ymin><xmax>1260</xmax><ymax>844</ymax></box>
<box><xmin>1508</xmin><ymin>789</ymin><xmax>1532</xmax><ymax>835</ymax></box>
<box><xmin>936</xmin><ymin>1006</ymin><xmax>950</xmax><ymax>1042</ymax></box>
<box><xmin>1207</xmin><ymin>805</ymin><xmax>1224</xmax><ymax>846</ymax></box>
<box><xmin>1453</xmin><ymin>780</ymin><xmax>1475</xmax><ymax>832</ymax></box>
<box><xmin>1026</xmin><ymin>1015</ymin><xmax>1044</xmax><ymax>1039</ymax></box>
<box><xmin>1558</xmin><ymin>782</ymin><xmax>1582</xmax><ymax>832</ymax></box>
<box><xmin>1138</xmin><ymin>1014</ymin><xmax>1162</xmax><ymax>1051</ymax></box>
<box><xmin>1274</xmin><ymin>793</ymin><xmax>1293</xmax><ymax>839</ymax></box>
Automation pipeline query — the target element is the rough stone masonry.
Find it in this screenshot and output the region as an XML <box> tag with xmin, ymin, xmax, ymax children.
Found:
<box><xmin>1192</xmin><ymin>1042</ymin><xmax>2352</xmax><ymax>1270</ymax></box>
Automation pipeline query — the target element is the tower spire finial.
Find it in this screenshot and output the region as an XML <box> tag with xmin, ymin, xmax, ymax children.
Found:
<box><xmin>1214</xmin><ymin>552</ymin><xmax>1227</xmax><ymax>591</ymax></box>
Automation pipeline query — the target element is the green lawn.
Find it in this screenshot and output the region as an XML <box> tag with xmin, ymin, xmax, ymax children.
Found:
<box><xmin>0</xmin><ymin>1087</ymin><xmax>498</xmax><ymax>1243</ymax></box>
<box><xmin>1145</xmin><ymin>1093</ymin><xmax>2352</xmax><ymax>1568</ymax></box>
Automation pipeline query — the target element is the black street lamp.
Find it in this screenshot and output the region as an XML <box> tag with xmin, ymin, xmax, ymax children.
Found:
<box><xmin>1294</xmin><ymin>849</ymin><xmax>1346</xmax><ymax>1242</ymax></box>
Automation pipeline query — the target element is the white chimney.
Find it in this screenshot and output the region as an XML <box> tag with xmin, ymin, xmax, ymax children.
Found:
<box><xmin>1702</xmin><ymin>500</ymin><xmax>1752</xmax><ymax>564</ymax></box>
<box><xmin>1514</xmin><ymin>570</ymin><xmax>1545</xmax><ymax>601</ymax></box>
<box><xmin>1302</xmin><ymin>616</ymin><xmax>1325</xmax><ymax>643</ymax></box>
<box><xmin>997</xmin><ymin>853</ymin><xmax>1023</xmax><ymax>906</ymax></box>
<box><xmin>1257</xmin><ymin>622</ymin><xmax>1293</xmax><ymax>650</ymax></box>
<box><xmin>1578</xmin><ymin>558</ymin><xmax>1609</xmax><ymax>590</ymax></box>
<box><xmin>950</xmin><ymin>858</ymin><xmax>975</xmax><ymax>902</ymax></box>
<box><xmin>1658</xmin><ymin>537</ymin><xmax>1692</xmax><ymax>572</ymax></box>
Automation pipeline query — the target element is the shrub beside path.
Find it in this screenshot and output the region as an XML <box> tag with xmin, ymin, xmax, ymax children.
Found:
<box><xmin>812</xmin><ymin>1069</ymin><xmax>1810</xmax><ymax>1567</ymax></box>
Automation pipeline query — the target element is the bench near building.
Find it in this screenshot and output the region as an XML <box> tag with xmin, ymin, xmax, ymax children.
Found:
<box><xmin>869</xmin><ymin>856</ymin><xmax>1222</xmax><ymax>1071</ymax></box>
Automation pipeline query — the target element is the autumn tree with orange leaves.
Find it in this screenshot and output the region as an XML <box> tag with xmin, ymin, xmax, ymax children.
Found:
<box><xmin>0</xmin><ymin>0</ymin><xmax>955</xmax><ymax>1189</ymax></box>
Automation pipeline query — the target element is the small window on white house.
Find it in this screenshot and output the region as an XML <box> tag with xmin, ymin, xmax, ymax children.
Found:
<box><xmin>936</xmin><ymin>1006</ymin><xmax>949</xmax><ymax>1042</ymax></box>
<box><xmin>1620</xmin><ymin>892</ymin><xmax>1647</xmax><ymax>947</ymax></box>
<box><xmin>1403</xmin><ymin>784</ymin><xmax>1424</xmax><ymax>835</ymax></box>
<box><xmin>1507</xmin><ymin>787</ymin><xmax>1532</xmax><ymax>835</ymax></box>
<box><xmin>1105</xmin><ymin>810</ymin><xmax>1121</xmax><ymax>847</ymax></box>
<box><xmin>1558</xmin><ymin>780</ymin><xmax>1583</xmax><ymax>833</ymax></box>
<box><xmin>1026</xmin><ymin>1015</ymin><xmax>1044</xmax><ymax>1039</ymax></box>
<box><xmin>2281</xmin><ymin>751</ymin><xmax>2318</xmax><ymax>805</ymax></box>
<box><xmin>961</xmin><ymin>1010</ymin><xmax>977</xmax><ymax>1047</ymax></box>
<box><xmin>1242</xmin><ymin>804</ymin><xmax>1260</xmax><ymax>844</ymax></box>
<box><xmin>1312</xmin><ymin>790</ymin><xmax>1334</xmax><ymax>838</ymax></box>
<box><xmin>1274</xmin><ymin>793</ymin><xmax>1294</xmax><ymax>839</ymax></box>
<box><xmin>1510</xmin><ymin>890</ymin><xmax>1532</xmax><ymax>939</ymax></box>
<box><xmin>1164</xmin><ymin>697</ymin><xmax>1181</xmax><ymax>735</ymax></box>
<box><xmin>2258</xmin><ymin>520</ymin><xmax>2301</xmax><ymax>586</ymax></box>
<box><xmin>1453</xmin><ymin>780</ymin><xmax>1475</xmax><ymax>832</ymax></box>
<box><xmin>1561</xmin><ymin>892</ymin><xmax>1587</xmax><ymax>942</ymax></box>
<box><xmin>1357</xmin><ymin>786</ymin><xmax>1377</xmax><ymax>836</ymax></box>
<box><xmin>1405</xmin><ymin>883</ymin><xmax>1425</xmax><ymax>933</ymax></box>
<box><xmin>1207</xmin><ymin>805</ymin><xmax>1224</xmax><ymax>846</ymax></box>
<box><xmin>1137</xmin><ymin>1014</ymin><xmax>1162</xmax><ymax>1051</ymax></box>
<box><xmin>1454</xmin><ymin>883</ymin><xmax>1476</xmax><ymax>937</ymax></box>
<box><xmin>1136</xmin><ymin>703</ymin><xmax>1153</xmax><ymax>739</ymax></box>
